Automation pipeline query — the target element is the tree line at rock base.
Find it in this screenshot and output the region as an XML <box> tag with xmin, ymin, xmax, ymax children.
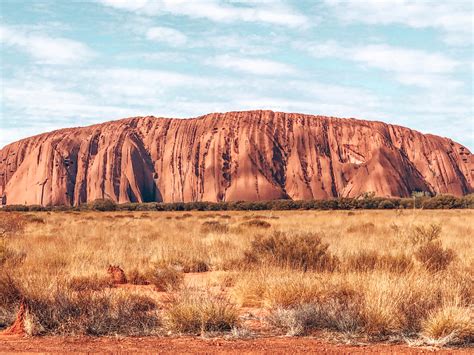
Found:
<box><xmin>2</xmin><ymin>194</ymin><xmax>473</xmax><ymax>212</ymax></box>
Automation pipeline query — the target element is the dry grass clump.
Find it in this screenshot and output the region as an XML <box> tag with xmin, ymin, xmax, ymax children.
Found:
<box><xmin>242</xmin><ymin>214</ymin><xmax>279</xmax><ymax>220</ymax></box>
<box><xmin>345</xmin><ymin>251</ymin><xmax>413</xmax><ymax>273</ymax></box>
<box><xmin>407</xmin><ymin>224</ymin><xmax>456</xmax><ymax>272</ymax></box>
<box><xmin>244</xmin><ymin>231</ymin><xmax>339</xmax><ymax>272</ymax></box>
<box><xmin>165</xmin><ymin>288</ymin><xmax>238</xmax><ymax>334</ymax></box>
<box><xmin>346</xmin><ymin>222</ymin><xmax>375</xmax><ymax>234</ymax></box>
<box><xmin>24</xmin><ymin>215</ymin><xmax>45</xmax><ymax>224</ymax></box>
<box><xmin>25</xmin><ymin>290</ymin><xmax>159</xmax><ymax>336</ymax></box>
<box><xmin>414</xmin><ymin>241</ymin><xmax>455</xmax><ymax>272</ymax></box>
<box><xmin>175</xmin><ymin>213</ymin><xmax>193</xmax><ymax>220</ymax></box>
<box><xmin>162</xmin><ymin>256</ymin><xmax>210</xmax><ymax>273</ymax></box>
<box><xmin>0</xmin><ymin>213</ymin><xmax>26</xmax><ymax>235</ymax></box>
<box><xmin>147</xmin><ymin>266</ymin><xmax>184</xmax><ymax>291</ymax></box>
<box><xmin>200</xmin><ymin>221</ymin><xmax>229</xmax><ymax>234</ymax></box>
<box><xmin>127</xmin><ymin>269</ymin><xmax>150</xmax><ymax>285</ymax></box>
<box><xmin>422</xmin><ymin>305</ymin><xmax>474</xmax><ymax>344</ymax></box>
<box><xmin>0</xmin><ymin>237</ymin><xmax>26</xmax><ymax>267</ymax></box>
<box><xmin>240</xmin><ymin>219</ymin><xmax>272</xmax><ymax>229</ymax></box>
<box><xmin>0</xmin><ymin>273</ymin><xmax>22</xmax><ymax>327</ymax></box>
<box><xmin>67</xmin><ymin>276</ymin><xmax>113</xmax><ymax>292</ymax></box>
<box><xmin>233</xmin><ymin>267</ymin><xmax>473</xmax><ymax>341</ymax></box>
<box><xmin>1</xmin><ymin>276</ymin><xmax>160</xmax><ymax>336</ymax></box>
<box><xmin>269</xmin><ymin>297</ymin><xmax>363</xmax><ymax>336</ymax></box>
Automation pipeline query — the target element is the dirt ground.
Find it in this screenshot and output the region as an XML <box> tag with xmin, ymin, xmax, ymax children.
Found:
<box><xmin>0</xmin><ymin>335</ymin><xmax>469</xmax><ymax>354</ymax></box>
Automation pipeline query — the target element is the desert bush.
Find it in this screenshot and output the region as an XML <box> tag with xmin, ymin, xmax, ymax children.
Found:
<box><xmin>244</xmin><ymin>231</ymin><xmax>339</xmax><ymax>272</ymax></box>
<box><xmin>165</xmin><ymin>288</ymin><xmax>238</xmax><ymax>334</ymax></box>
<box><xmin>89</xmin><ymin>199</ymin><xmax>117</xmax><ymax>212</ymax></box>
<box><xmin>414</xmin><ymin>241</ymin><xmax>455</xmax><ymax>272</ymax></box>
<box><xmin>460</xmin><ymin>194</ymin><xmax>474</xmax><ymax>209</ymax></box>
<box><xmin>147</xmin><ymin>266</ymin><xmax>184</xmax><ymax>291</ymax></box>
<box><xmin>422</xmin><ymin>195</ymin><xmax>462</xmax><ymax>209</ymax></box>
<box><xmin>239</xmin><ymin>219</ymin><xmax>272</xmax><ymax>229</ymax></box>
<box><xmin>28</xmin><ymin>205</ymin><xmax>45</xmax><ymax>212</ymax></box>
<box><xmin>378</xmin><ymin>200</ymin><xmax>395</xmax><ymax>209</ymax></box>
<box><xmin>410</xmin><ymin>224</ymin><xmax>442</xmax><ymax>245</ymax></box>
<box><xmin>407</xmin><ymin>224</ymin><xmax>455</xmax><ymax>272</ymax></box>
<box><xmin>117</xmin><ymin>202</ymin><xmax>139</xmax><ymax>211</ymax></box>
<box><xmin>3</xmin><ymin>205</ymin><xmax>29</xmax><ymax>212</ymax></box>
<box><xmin>200</xmin><ymin>221</ymin><xmax>229</xmax><ymax>234</ymax></box>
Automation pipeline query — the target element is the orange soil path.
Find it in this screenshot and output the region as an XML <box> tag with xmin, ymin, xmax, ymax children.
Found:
<box><xmin>0</xmin><ymin>336</ymin><xmax>469</xmax><ymax>354</ymax></box>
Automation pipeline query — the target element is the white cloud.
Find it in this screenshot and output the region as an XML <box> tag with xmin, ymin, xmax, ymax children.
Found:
<box><xmin>145</xmin><ymin>26</ymin><xmax>187</xmax><ymax>46</ymax></box>
<box><xmin>352</xmin><ymin>45</ymin><xmax>458</xmax><ymax>74</ymax></box>
<box><xmin>0</xmin><ymin>25</ymin><xmax>95</xmax><ymax>64</ymax></box>
<box><xmin>301</xmin><ymin>41</ymin><xmax>461</xmax><ymax>88</ymax></box>
<box><xmin>324</xmin><ymin>0</ymin><xmax>473</xmax><ymax>46</ymax></box>
<box><xmin>1</xmin><ymin>61</ymin><xmax>472</xmax><ymax>149</ymax></box>
<box><xmin>98</xmin><ymin>0</ymin><xmax>308</xmax><ymax>27</ymax></box>
<box><xmin>208</xmin><ymin>55</ymin><xmax>297</xmax><ymax>76</ymax></box>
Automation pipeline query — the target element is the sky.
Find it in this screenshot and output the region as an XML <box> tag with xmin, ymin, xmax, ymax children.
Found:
<box><xmin>0</xmin><ymin>0</ymin><xmax>473</xmax><ymax>149</ymax></box>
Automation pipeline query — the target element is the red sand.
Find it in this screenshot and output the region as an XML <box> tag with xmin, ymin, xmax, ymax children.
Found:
<box><xmin>0</xmin><ymin>336</ymin><xmax>468</xmax><ymax>354</ymax></box>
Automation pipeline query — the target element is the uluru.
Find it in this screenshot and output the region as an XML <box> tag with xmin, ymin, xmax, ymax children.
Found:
<box><xmin>0</xmin><ymin>110</ymin><xmax>472</xmax><ymax>206</ymax></box>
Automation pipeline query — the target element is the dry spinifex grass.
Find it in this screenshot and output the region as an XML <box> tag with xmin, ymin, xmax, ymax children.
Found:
<box><xmin>0</xmin><ymin>209</ymin><xmax>472</xmax><ymax>344</ymax></box>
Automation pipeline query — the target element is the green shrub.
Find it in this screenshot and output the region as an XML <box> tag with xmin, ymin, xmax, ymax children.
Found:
<box><xmin>378</xmin><ymin>200</ymin><xmax>395</xmax><ymax>209</ymax></box>
<box><xmin>422</xmin><ymin>194</ymin><xmax>461</xmax><ymax>209</ymax></box>
<box><xmin>90</xmin><ymin>199</ymin><xmax>117</xmax><ymax>211</ymax></box>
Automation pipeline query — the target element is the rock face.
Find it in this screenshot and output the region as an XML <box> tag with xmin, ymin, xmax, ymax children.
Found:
<box><xmin>0</xmin><ymin>110</ymin><xmax>472</xmax><ymax>206</ymax></box>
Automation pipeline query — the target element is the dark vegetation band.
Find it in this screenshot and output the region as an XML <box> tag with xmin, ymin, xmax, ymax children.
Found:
<box><xmin>2</xmin><ymin>194</ymin><xmax>473</xmax><ymax>212</ymax></box>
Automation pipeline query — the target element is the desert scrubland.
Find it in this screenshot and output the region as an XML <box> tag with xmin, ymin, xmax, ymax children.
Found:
<box><xmin>0</xmin><ymin>209</ymin><xmax>472</xmax><ymax>349</ymax></box>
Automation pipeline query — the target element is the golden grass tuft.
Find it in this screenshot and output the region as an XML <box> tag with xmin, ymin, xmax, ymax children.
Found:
<box><xmin>422</xmin><ymin>305</ymin><xmax>474</xmax><ymax>344</ymax></box>
<box><xmin>165</xmin><ymin>288</ymin><xmax>238</xmax><ymax>334</ymax></box>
